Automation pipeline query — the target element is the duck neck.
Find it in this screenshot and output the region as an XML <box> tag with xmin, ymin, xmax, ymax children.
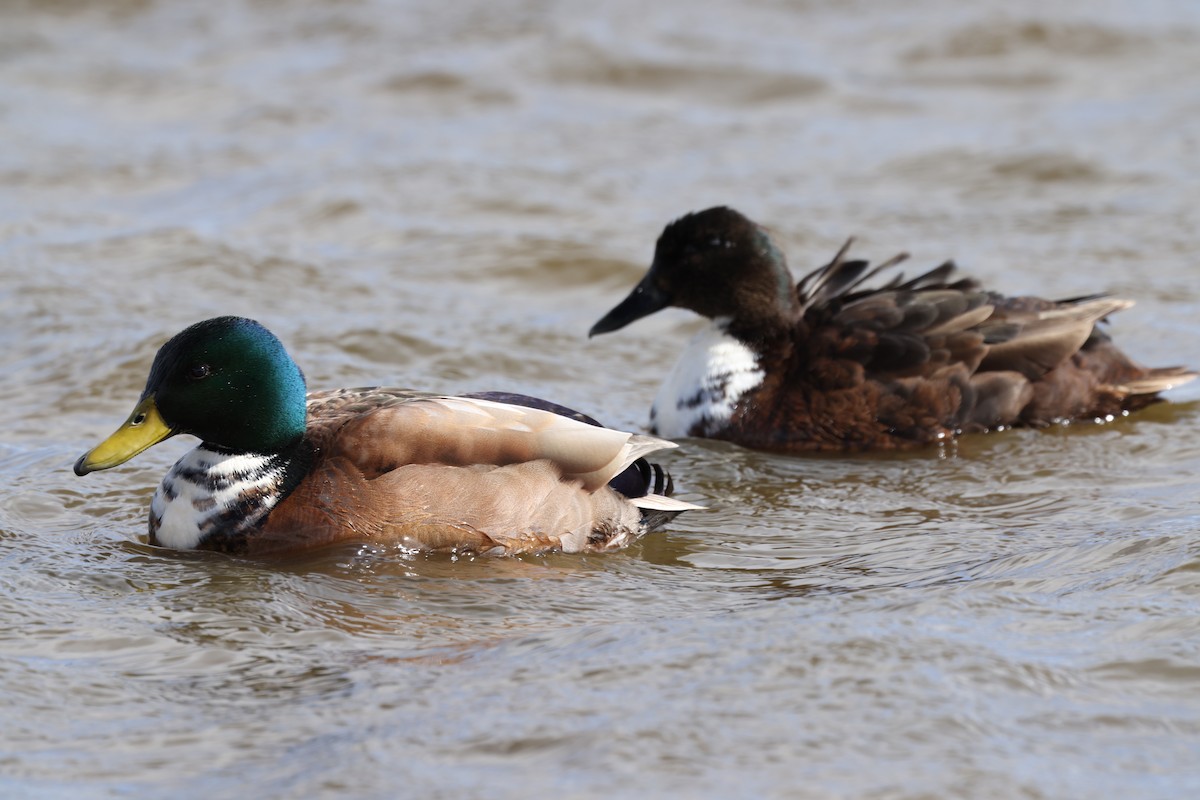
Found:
<box><xmin>722</xmin><ymin>310</ymin><xmax>795</xmax><ymax>356</ymax></box>
<box><xmin>723</xmin><ymin>263</ymin><xmax>801</xmax><ymax>350</ymax></box>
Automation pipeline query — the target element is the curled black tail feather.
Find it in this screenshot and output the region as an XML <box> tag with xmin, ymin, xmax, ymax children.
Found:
<box><xmin>607</xmin><ymin>454</ymin><xmax>680</xmax><ymax>507</ymax></box>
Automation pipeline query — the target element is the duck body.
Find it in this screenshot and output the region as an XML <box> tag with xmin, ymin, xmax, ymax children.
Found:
<box><xmin>591</xmin><ymin>207</ymin><xmax>1196</xmax><ymax>452</ymax></box>
<box><xmin>76</xmin><ymin>318</ymin><xmax>699</xmax><ymax>556</ymax></box>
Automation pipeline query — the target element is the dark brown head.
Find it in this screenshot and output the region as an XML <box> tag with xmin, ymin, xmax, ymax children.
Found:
<box><xmin>589</xmin><ymin>207</ymin><xmax>798</xmax><ymax>337</ymax></box>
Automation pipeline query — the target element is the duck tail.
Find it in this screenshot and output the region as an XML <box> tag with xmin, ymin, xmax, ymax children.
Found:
<box><xmin>610</xmin><ymin>456</ymin><xmax>704</xmax><ymax>530</ymax></box>
<box><xmin>1117</xmin><ymin>366</ymin><xmax>1198</xmax><ymax>397</ymax></box>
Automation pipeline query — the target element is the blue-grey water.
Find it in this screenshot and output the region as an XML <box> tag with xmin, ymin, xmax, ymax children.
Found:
<box><xmin>3</xmin><ymin>1</ymin><xmax>1200</xmax><ymax>797</ymax></box>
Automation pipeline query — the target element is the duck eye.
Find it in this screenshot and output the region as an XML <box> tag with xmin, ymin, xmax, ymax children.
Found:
<box><xmin>188</xmin><ymin>364</ymin><xmax>212</xmax><ymax>381</ymax></box>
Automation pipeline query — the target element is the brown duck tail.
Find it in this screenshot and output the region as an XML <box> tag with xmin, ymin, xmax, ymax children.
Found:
<box><xmin>1116</xmin><ymin>366</ymin><xmax>1199</xmax><ymax>398</ymax></box>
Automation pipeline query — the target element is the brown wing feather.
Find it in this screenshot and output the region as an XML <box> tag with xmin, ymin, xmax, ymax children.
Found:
<box><xmin>244</xmin><ymin>390</ymin><xmax>681</xmax><ymax>555</ymax></box>
<box><xmin>304</xmin><ymin>392</ymin><xmax>653</xmax><ymax>491</ymax></box>
<box><xmin>980</xmin><ymin>298</ymin><xmax>1133</xmax><ymax>380</ymax></box>
<box><xmin>725</xmin><ymin>244</ymin><xmax>1196</xmax><ymax>451</ymax></box>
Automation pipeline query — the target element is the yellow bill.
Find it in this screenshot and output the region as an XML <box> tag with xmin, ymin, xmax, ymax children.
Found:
<box><xmin>74</xmin><ymin>396</ymin><xmax>173</xmax><ymax>475</ymax></box>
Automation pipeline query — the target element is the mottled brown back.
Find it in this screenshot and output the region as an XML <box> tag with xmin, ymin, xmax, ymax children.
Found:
<box><xmin>723</xmin><ymin>246</ymin><xmax>1195</xmax><ymax>451</ymax></box>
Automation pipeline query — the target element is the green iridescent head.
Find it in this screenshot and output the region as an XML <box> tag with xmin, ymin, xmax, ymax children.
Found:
<box><xmin>75</xmin><ymin>316</ymin><xmax>308</xmax><ymax>475</ymax></box>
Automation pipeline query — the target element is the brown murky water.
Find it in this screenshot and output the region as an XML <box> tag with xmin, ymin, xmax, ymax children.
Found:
<box><xmin>3</xmin><ymin>1</ymin><xmax>1200</xmax><ymax>797</ymax></box>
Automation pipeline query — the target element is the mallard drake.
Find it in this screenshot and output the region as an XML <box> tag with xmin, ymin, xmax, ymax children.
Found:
<box><xmin>74</xmin><ymin>317</ymin><xmax>701</xmax><ymax>556</ymax></box>
<box><xmin>590</xmin><ymin>206</ymin><xmax>1196</xmax><ymax>452</ymax></box>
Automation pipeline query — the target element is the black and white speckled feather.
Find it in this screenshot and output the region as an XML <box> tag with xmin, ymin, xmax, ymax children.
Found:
<box><xmin>149</xmin><ymin>447</ymin><xmax>289</xmax><ymax>551</ymax></box>
<box><xmin>648</xmin><ymin>316</ymin><xmax>765</xmax><ymax>438</ymax></box>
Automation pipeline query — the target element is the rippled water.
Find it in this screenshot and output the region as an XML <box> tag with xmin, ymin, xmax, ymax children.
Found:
<box><xmin>4</xmin><ymin>1</ymin><xmax>1200</xmax><ymax>797</ymax></box>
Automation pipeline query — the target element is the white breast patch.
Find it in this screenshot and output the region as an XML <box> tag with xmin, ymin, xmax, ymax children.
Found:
<box><xmin>150</xmin><ymin>448</ymin><xmax>283</xmax><ymax>550</ymax></box>
<box><xmin>650</xmin><ymin>318</ymin><xmax>764</xmax><ymax>438</ymax></box>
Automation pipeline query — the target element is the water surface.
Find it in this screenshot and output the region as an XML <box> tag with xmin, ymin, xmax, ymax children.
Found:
<box><xmin>3</xmin><ymin>1</ymin><xmax>1200</xmax><ymax>797</ymax></box>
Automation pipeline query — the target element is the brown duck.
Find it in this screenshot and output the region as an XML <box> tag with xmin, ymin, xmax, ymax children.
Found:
<box><xmin>590</xmin><ymin>206</ymin><xmax>1196</xmax><ymax>452</ymax></box>
<box><xmin>74</xmin><ymin>316</ymin><xmax>700</xmax><ymax>556</ymax></box>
